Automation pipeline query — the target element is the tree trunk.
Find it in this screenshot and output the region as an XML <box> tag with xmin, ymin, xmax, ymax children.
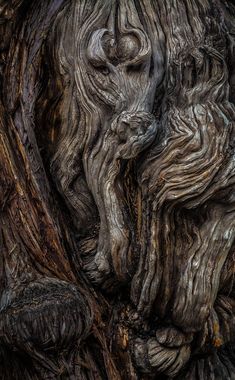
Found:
<box><xmin>0</xmin><ymin>1</ymin><xmax>235</xmax><ymax>379</ymax></box>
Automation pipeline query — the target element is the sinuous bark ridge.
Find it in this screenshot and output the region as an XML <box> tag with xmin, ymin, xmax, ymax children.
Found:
<box><xmin>0</xmin><ymin>1</ymin><xmax>235</xmax><ymax>379</ymax></box>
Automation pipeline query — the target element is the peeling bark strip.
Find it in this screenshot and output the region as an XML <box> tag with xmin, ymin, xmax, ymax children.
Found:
<box><xmin>0</xmin><ymin>0</ymin><xmax>235</xmax><ymax>379</ymax></box>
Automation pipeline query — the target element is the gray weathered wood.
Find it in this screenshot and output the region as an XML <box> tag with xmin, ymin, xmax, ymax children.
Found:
<box><xmin>0</xmin><ymin>1</ymin><xmax>235</xmax><ymax>379</ymax></box>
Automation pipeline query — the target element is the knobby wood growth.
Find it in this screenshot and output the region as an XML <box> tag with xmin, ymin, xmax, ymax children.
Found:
<box><xmin>0</xmin><ymin>1</ymin><xmax>235</xmax><ymax>379</ymax></box>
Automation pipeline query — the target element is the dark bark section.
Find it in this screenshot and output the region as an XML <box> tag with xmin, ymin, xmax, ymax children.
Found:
<box><xmin>0</xmin><ymin>1</ymin><xmax>235</xmax><ymax>379</ymax></box>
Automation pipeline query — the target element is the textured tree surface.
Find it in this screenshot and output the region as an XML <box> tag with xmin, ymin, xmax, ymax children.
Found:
<box><xmin>0</xmin><ymin>1</ymin><xmax>235</xmax><ymax>379</ymax></box>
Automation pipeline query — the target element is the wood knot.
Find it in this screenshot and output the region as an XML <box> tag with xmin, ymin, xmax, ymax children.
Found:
<box><xmin>87</xmin><ymin>28</ymin><xmax>151</xmax><ymax>68</ymax></box>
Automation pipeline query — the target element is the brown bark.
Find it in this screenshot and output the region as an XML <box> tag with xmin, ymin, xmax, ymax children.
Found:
<box><xmin>0</xmin><ymin>1</ymin><xmax>235</xmax><ymax>379</ymax></box>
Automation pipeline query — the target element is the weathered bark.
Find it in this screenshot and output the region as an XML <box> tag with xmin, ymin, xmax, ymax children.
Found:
<box><xmin>0</xmin><ymin>1</ymin><xmax>235</xmax><ymax>379</ymax></box>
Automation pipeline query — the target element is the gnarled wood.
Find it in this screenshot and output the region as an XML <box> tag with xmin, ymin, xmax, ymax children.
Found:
<box><xmin>0</xmin><ymin>1</ymin><xmax>235</xmax><ymax>379</ymax></box>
